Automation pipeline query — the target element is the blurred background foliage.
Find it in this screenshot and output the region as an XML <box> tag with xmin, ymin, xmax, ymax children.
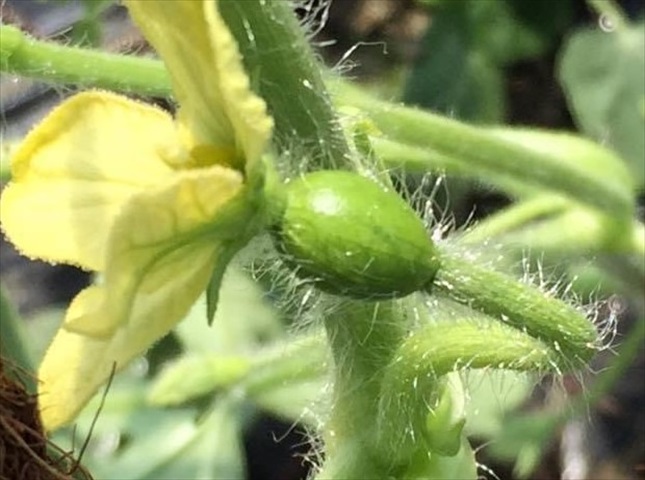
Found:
<box><xmin>0</xmin><ymin>0</ymin><xmax>643</xmax><ymax>479</ymax></box>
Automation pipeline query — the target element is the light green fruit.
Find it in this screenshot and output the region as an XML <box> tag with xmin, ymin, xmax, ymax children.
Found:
<box><xmin>272</xmin><ymin>170</ymin><xmax>440</xmax><ymax>298</ymax></box>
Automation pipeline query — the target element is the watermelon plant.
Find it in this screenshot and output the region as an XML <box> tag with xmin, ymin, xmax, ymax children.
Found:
<box><xmin>0</xmin><ymin>1</ymin><xmax>642</xmax><ymax>479</ymax></box>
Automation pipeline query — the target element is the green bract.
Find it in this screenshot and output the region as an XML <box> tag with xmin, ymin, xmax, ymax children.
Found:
<box><xmin>272</xmin><ymin>170</ymin><xmax>440</xmax><ymax>298</ymax></box>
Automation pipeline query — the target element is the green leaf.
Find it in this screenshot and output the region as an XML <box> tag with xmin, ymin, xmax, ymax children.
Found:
<box><xmin>469</xmin><ymin>0</ymin><xmax>552</xmax><ymax>64</ymax></box>
<box><xmin>150</xmin><ymin>333</ymin><xmax>328</xmax><ymax>422</ymax></box>
<box><xmin>0</xmin><ymin>288</ymin><xmax>36</xmax><ymax>390</ymax></box>
<box><xmin>404</xmin><ymin>5</ymin><xmax>505</xmax><ymax>123</ymax></box>
<box><xmin>130</xmin><ymin>398</ymin><xmax>246</xmax><ymax>480</ymax></box>
<box><xmin>55</xmin><ymin>384</ymin><xmax>246</xmax><ymax>480</ymax></box>
<box><xmin>242</xmin><ymin>335</ymin><xmax>328</xmax><ymax>423</ymax></box>
<box><xmin>559</xmin><ymin>21</ymin><xmax>645</xmax><ymax>189</ymax></box>
<box><xmin>250</xmin><ymin>377</ymin><xmax>326</xmax><ymax>424</ymax></box>
<box><xmin>406</xmin><ymin>0</ymin><xmax>571</xmax><ymax>123</ymax></box>
<box><xmin>24</xmin><ymin>307</ymin><xmax>66</xmax><ymax>364</ymax></box>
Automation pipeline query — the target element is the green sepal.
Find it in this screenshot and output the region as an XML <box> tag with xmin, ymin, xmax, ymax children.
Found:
<box><xmin>205</xmin><ymin>248</ymin><xmax>235</xmax><ymax>325</ymax></box>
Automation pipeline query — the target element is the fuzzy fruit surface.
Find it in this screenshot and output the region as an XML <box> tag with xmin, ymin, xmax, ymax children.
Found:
<box><xmin>273</xmin><ymin>170</ymin><xmax>440</xmax><ymax>298</ymax></box>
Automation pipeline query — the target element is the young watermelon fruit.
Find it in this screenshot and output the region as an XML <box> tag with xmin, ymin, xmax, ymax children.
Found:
<box><xmin>271</xmin><ymin>170</ymin><xmax>440</xmax><ymax>298</ymax></box>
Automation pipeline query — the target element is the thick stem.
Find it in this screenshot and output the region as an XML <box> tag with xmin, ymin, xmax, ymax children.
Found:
<box><xmin>219</xmin><ymin>1</ymin><xmax>350</xmax><ymax>170</ymax></box>
<box><xmin>317</xmin><ymin>300</ymin><xmax>410</xmax><ymax>478</ymax></box>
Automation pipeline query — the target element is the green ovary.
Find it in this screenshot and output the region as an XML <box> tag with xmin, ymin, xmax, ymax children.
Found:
<box><xmin>271</xmin><ymin>170</ymin><xmax>440</xmax><ymax>298</ymax></box>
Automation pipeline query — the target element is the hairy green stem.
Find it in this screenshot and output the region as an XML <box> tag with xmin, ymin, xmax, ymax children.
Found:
<box><xmin>433</xmin><ymin>246</ymin><xmax>599</xmax><ymax>363</ymax></box>
<box><xmin>333</xmin><ymin>81</ymin><xmax>634</xmax><ymax>217</ymax></box>
<box><xmin>371</xmin><ymin>136</ymin><xmax>529</xmax><ymax>198</ymax></box>
<box><xmin>317</xmin><ymin>300</ymin><xmax>411</xmax><ymax>478</ymax></box>
<box><xmin>378</xmin><ymin>318</ymin><xmax>562</xmax><ymax>456</ymax></box>
<box><xmin>219</xmin><ymin>1</ymin><xmax>350</xmax><ymax>169</ymax></box>
<box><xmin>0</xmin><ymin>25</ymin><xmax>171</xmax><ymax>97</ymax></box>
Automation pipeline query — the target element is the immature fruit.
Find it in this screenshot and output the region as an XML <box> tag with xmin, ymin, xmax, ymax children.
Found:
<box><xmin>272</xmin><ymin>170</ymin><xmax>440</xmax><ymax>298</ymax></box>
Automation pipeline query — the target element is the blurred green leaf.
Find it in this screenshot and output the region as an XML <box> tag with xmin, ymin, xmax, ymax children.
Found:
<box><xmin>55</xmin><ymin>384</ymin><xmax>245</xmax><ymax>480</ymax></box>
<box><xmin>24</xmin><ymin>307</ymin><xmax>65</xmax><ymax>364</ymax></box>
<box><xmin>251</xmin><ymin>377</ymin><xmax>326</xmax><ymax>424</ymax></box>
<box><xmin>79</xmin><ymin>0</ymin><xmax>113</xmax><ymax>16</ymax></box>
<box><xmin>243</xmin><ymin>335</ymin><xmax>328</xmax><ymax>423</ymax></box>
<box><xmin>493</xmin><ymin>0</ymin><xmax>573</xmax><ymax>61</ymax></box>
<box><xmin>150</xmin><ymin>334</ymin><xmax>328</xmax><ymax>423</ymax></box>
<box><xmin>469</xmin><ymin>0</ymin><xmax>553</xmax><ymax>64</ymax></box>
<box><xmin>406</xmin><ymin>0</ymin><xmax>571</xmax><ymax>123</ymax></box>
<box><xmin>559</xmin><ymin>21</ymin><xmax>645</xmax><ymax>189</ymax></box>
<box><xmin>125</xmin><ymin>398</ymin><xmax>246</xmax><ymax>480</ymax></box>
<box><xmin>149</xmin><ymin>354</ymin><xmax>251</xmax><ymax>406</ymax></box>
<box><xmin>404</xmin><ymin>4</ymin><xmax>505</xmax><ymax>123</ymax></box>
<box><xmin>488</xmin><ymin>411</ymin><xmax>561</xmax><ymax>479</ymax></box>
<box><xmin>0</xmin><ymin>287</ymin><xmax>36</xmax><ymax>392</ymax></box>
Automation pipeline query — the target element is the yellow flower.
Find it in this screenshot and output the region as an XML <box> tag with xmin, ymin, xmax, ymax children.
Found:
<box><xmin>0</xmin><ymin>0</ymin><xmax>273</xmax><ymax>430</ymax></box>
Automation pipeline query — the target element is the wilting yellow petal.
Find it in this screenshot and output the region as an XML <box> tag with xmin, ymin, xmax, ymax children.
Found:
<box><xmin>124</xmin><ymin>0</ymin><xmax>273</xmax><ymax>174</ymax></box>
<box><xmin>0</xmin><ymin>92</ymin><xmax>178</xmax><ymax>271</ymax></box>
<box><xmin>64</xmin><ymin>166</ymin><xmax>253</xmax><ymax>338</ymax></box>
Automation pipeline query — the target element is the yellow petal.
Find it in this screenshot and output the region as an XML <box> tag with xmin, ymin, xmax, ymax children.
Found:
<box><xmin>39</xmin><ymin>166</ymin><xmax>259</xmax><ymax>429</ymax></box>
<box><xmin>124</xmin><ymin>0</ymin><xmax>273</xmax><ymax>173</ymax></box>
<box><xmin>64</xmin><ymin>166</ymin><xmax>251</xmax><ymax>338</ymax></box>
<box><xmin>0</xmin><ymin>91</ymin><xmax>178</xmax><ymax>271</ymax></box>
<box><xmin>38</xmin><ymin>243</ymin><xmax>222</xmax><ymax>431</ymax></box>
